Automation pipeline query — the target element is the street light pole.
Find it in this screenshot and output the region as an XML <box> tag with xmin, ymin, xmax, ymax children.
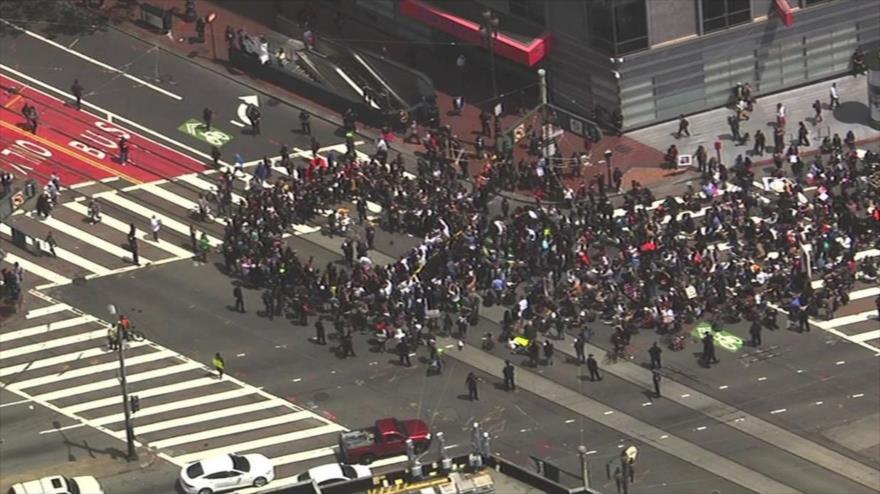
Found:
<box><xmin>604</xmin><ymin>149</ymin><xmax>613</xmax><ymax>184</ymax></box>
<box><xmin>482</xmin><ymin>10</ymin><xmax>499</xmax><ymax>100</ymax></box>
<box><xmin>578</xmin><ymin>445</ymin><xmax>591</xmax><ymax>489</ymax></box>
<box><xmin>109</xmin><ymin>304</ymin><xmax>137</xmax><ymax>461</ymax></box>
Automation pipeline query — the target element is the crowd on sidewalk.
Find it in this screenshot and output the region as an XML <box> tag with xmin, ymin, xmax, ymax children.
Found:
<box><xmin>207</xmin><ymin>74</ymin><xmax>880</xmax><ymax>380</ymax></box>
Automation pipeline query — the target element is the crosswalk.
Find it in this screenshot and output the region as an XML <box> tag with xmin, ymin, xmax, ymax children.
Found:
<box><xmin>0</xmin><ymin>301</ymin><xmax>407</xmax><ymax>491</ymax></box>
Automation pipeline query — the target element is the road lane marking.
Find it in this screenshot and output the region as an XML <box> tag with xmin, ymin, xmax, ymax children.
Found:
<box><xmin>770</xmin><ymin>409</ymin><xmax>787</xmax><ymax>415</ymax></box>
<box><xmin>0</xmin><ymin>343</ymin><xmax>147</xmax><ymax>379</ymax></box>
<box><xmin>25</xmin><ymin>303</ymin><xmax>70</xmax><ymax>319</ymax></box>
<box><xmin>814</xmin><ymin>311</ymin><xmax>877</xmax><ymax>330</ymax></box>
<box><xmin>1</xmin><ymin>252</ymin><xmax>72</xmax><ymax>286</ymax></box>
<box><xmin>64</xmin><ymin>377</ymin><xmax>220</xmax><ymax>414</ymax></box>
<box><xmin>40</xmin><ymin>216</ymin><xmax>151</xmax><ymax>264</ymax></box>
<box><xmin>8</xmin><ymin>350</ymin><xmax>177</xmax><ymax>391</ymax></box>
<box><xmin>39</xmin><ymin>423</ymin><xmax>85</xmax><ymax>434</ymax></box>
<box><xmin>33</xmin><ymin>362</ymin><xmax>201</xmax><ymax>402</ymax></box>
<box><xmin>0</xmin><ymin>315</ymin><xmax>96</xmax><ymax>344</ymax></box>
<box><xmin>0</xmin><ymin>19</ymin><xmax>183</xmax><ymax>100</ymax></box>
<box><xmin>95</xmin><ymin>192</ymin><xmax>222</xmax><ymax>247</ymax></box>
<box><xmin>0</xmin><ymin>398</ymin><xmax>32</xmax><ymax>408</ymax></box>
<box><xmin>136</xmin><ymin>401</ymin><xmax>287</xmax><ymax>435</ymax></box>
<box><xmin>852</xmin><ymin>330</ymin><xmax>880</xmax><ymax>343</ymax></box>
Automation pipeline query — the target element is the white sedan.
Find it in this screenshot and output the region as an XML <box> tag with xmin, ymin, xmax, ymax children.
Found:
<box><xmin>7</xmin><ymin>475</ymin><xmax>104</xmax><ymax>494</ymax></box>
<box><xmin>179</xmin><ymin>453</ymin><xmax>274</xmax><ymax>494</ymax></box>
<box><xmin>296</xmin><ymin>463</ymin><xmax>372</xmax><ymax>487</ymax></box>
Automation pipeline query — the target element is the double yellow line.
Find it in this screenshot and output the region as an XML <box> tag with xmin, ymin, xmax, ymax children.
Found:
<box><xmin>0</xmin><ymin>118</ymin><xmax>143</xmax><ymax>185</ymax></box>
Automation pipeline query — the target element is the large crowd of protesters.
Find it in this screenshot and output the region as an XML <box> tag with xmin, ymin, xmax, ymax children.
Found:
<box><xmin>211</xmin><ymin>93</ymin><xmax>880</xmax><ymax>363</ymax></box>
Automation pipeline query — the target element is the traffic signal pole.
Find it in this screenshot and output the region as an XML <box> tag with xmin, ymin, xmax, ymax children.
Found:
<box><xmin>117</xmin><ymin>323</ymin><xmax>137</xmax><ymax>461</ymax></box>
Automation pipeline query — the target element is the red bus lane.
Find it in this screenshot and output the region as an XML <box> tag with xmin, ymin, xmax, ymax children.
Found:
<box><xmin>0</xmin><ymin>73</ymin><xmax>205</xmax><ymax>186</ymax></box>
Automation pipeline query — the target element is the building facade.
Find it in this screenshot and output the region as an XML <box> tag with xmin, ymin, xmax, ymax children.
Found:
<box><xmin>317</xmin><ymin>0</ymin><xmax>879</xmax><ymax>131</ymax></box>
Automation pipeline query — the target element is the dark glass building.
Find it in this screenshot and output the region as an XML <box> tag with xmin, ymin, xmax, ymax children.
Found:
<box><xmin>311</xmin><ymin>0</ymin><xmax>880</xmax><ymax>130</ymax></box>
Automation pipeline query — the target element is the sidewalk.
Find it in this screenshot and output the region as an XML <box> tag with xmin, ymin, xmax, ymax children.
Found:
<box><xmin>629</xmin><ymin>73</ymin><xmax>880</xmax><ymax>168</ymax></box>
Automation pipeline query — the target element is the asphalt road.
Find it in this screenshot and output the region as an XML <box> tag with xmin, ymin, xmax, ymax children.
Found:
<box><xmin>1</xmin><ymin>19</ymin><xmax>879</xmax><ymax>494</ymax></box>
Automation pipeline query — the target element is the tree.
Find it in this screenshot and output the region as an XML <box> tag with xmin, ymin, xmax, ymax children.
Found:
<box><xmin>0</xmin><ymin>0</ymin><xmax>109</xmax><ymax>38</ymax></box>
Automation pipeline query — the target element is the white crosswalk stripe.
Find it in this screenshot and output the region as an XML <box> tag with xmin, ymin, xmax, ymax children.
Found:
<box><xmin>95</xmin><ymin>192</ymin><xmax>222</xmax><ymax>247</ymax></box>
<box><xmin>0</xmin><ymin>223</ymin><xmax>112</xmax><ymax>276</ymax></box>
<box><xmin>0</xmin><ymin>304</ymin><xmax>407</xmax><ymax>485</ymax></box>
<box><xmin>40</xmin><ymin>215</ymin><xmax>151</xmax><ymax>264</ymax></box>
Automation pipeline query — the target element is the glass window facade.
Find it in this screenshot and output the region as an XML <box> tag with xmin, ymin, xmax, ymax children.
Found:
<box><xmin>588</xmin><ymin>0</ymin><xmax>648</xmax><ymax>55</ymax></box>
<box><xmin>702</xmin><ymin>0</ymin><xmax>751</xmax><ymax>33</ymax></box>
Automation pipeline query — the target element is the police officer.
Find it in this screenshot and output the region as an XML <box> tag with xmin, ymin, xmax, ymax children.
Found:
<box><xmin>586</xmin><ymin>354</ymin><xmax>602</xmax><ymax>381</ymax></box>
<box><xmin>702</xmin><ymin>332</ymin><xmax>719</xmax><ymax>365</ymax></box>
<box><xmin>246</xmin><ymin>103</ymin><xmax>261</xmax><ymax>134</ymax></box>
<box><xmin>466</xmin><ymin>372</ymin><xmax>479</xmax><ymax>401</ymax></box>
<box><xmin>503</xmin><ymin>360</ymin><xmax>515</xmax><ymax>391</ymax></box>
<box><xmin>299</xmin><ymin>110</ymin><xmax>311</xmax><ymax>135</ymax></box>
<box><xmin>213</xmin><ymin>352</ymin><xmax>225</xmax><ymax>379</ymax></box>
<box><xmin>397</xmin><ymin>337</ymin><xmax>411</xmax><ymax>366</ymax></box>
<box><xmin>262</xmin><ymin>289</ymin><xmax>275</xmax><ymax>320</ymax></box>
<box><xmin>314</xmin><ymin>318</ymin><xmax>327</xmax><ymax>345</ymax></box>
<box><xmin>203</xmin><ymin>107</ymin><xmax>214</xmax><ymax>131</ymax></box>
<box><xmin>233</xmin><ymin>285</ymin><xmax>245</xmax><ymax>313</ymax></box>
<box><xmin>648</xmin><ymin>342</ymin><xmax>662</xmax><ymax>369</ymax></box>
<box><xmin>573</xmin><ymin>333</ymin><xmax>586</xmax><ymax>363</ymax></box>
<box><xmin>71</xmin><ymin>79</ymin><xmax>84</xmax><ymax>109</ymax></box>
<box><xmin>749</xmin><ymin>319</ymin><xmax>763</xmax><ymax>347</ymax></box>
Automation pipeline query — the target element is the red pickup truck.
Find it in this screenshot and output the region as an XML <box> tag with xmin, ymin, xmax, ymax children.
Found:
<box><xmin>339</xmin><ymin>418</ymin><xmax>431</xmax><ymax>464</ymax></box>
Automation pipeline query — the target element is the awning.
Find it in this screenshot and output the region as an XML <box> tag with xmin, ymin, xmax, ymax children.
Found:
<box><xmin>774</xmin><ymin>0</ymin><xmax>795</xmax><ymax>27</ymax></box>
<box><xmin>399</xmin><ymin>0</ymin><xmax>552</xmax><ymax>66</ymax></box>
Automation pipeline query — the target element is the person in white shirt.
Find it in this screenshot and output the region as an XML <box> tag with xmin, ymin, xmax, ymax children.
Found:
<box><xmin>776</xmin><ymin>103</ymin><xmax>786</xmax><ymax>128</ymax></box>
<box><xmin>829</xmin><ymin>82</ymin><xmax>840</xmax><ymax>109</ymax></box>
<box><xmin>150</xmin><ymin>215</ymin><xmax>162</xmax><ymax>242</ymax></box>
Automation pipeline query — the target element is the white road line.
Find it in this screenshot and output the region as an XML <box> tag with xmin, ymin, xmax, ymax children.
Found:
<box><xmin>0</xmin><ymin>224</ymin><xmax>113</xmax><ymax>276</ymax></box>
<box><xmin>40</xmin><ymin>216</ymin><xmax>150</xmax><ymax>264</ymax></box>
<box><xmin>176</xmin><ymin>174</ymin><xmax>245</xmax><ymax>205</ymax></box>
<box><xmin>0</xmin><ymin>315</ymin><xmax>97</xmax><ymax>344</ymax></box>
<box><xmin>0</xmin><ymin>19</ymin><xmax>182</xmax><ymax>100</ymax></box>
<box><xmin>1</xmin><ymin>252</ymin><xmax>72</xmax><ymax>286</ymax></box>
<box><xmin>0</xmin><ymin>398</ymin><xmax>32</xmax><ymax>408</ymax></box>
<box><xmin>136</xmin><ymin>401</ymin><xmax>286</xmax><ymax>435</ymax></box>
<box><xmin>171</xmin><ymin>423</ymin><xmax>345</xmax><ymax>465</ymax></box>
<box><xmin>0</xmin><ymin>343</ymin><xmax>148</xmax><ymax>379</ymax></box>
<box><xmin>39</xmin><ymin>423</ymin><xmax>86</xmax><ymax>434</ymax></box>
<box><xmin>34</xmin><ymin>362</ymin><xmax>201</xmax><ymax>402</ymax></box>
<box><xmin>851</xmin><ymin>330</ymin><xmax>880</xmax><ymax>343</ymax></box>
<box><xmin>25</xmin><ymin>303</ymin><xmax>70</xmax><ymax>319</ymax></box>
<box><xmin>0</xmin><ymin>329</ymin><xmax>107</xmax><ymax>360</ymax></box>
<box><xmin>63</xmin><ymin>201</ymin><xmax>193</xmax><ymax>258</ymax></box>
<box><xmin>65</xmin><ymin>377</ymin><xmax>220</xmax><ymax>414</ymax></box>
<box><xmin>850</xmin><ymin>287</ymin><xmax>880</xmax><ymax>301</ymax></box>
<box><xmin>91</xmin><ymin>387</ymin><xmax>260</xmax><ymax>426</ymax></box>
<box><xmin>8</xmin><ymin>350</ymin><xmax>177</xmax><ymax>391</ymax></box>
<box><xmin>139</xmin><ymin>183</ymin><xmax>228</xmax><ymax>227</ymax></box>
<box><xmin>269</xmin><ymin>447</ymin><xmax>336</xmax><ymax>467</ymax></box>
<box><xmin>229</xmin><ymin>120</ymin><xmax>245</xmax><ymax>128</ymax></box>
<box><xmin>95</xmin><ymin>193</ymin><xmax>222</xmax><ymax>247</ymax></box>
<box><xmin>813</xmin><ymin>311</ymin><xmax>877</xmax><ymax>330</ymax></box>
<box><xmin>150</xmin><ymin>410</ymin><xmax>313</xmax><ymax>449</ymax></box>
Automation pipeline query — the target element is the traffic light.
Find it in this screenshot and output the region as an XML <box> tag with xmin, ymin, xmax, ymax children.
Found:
<box><xmin>130</xmin><ymin>395</ymin><xmax>140</xmax><ymax>413</ymax></box>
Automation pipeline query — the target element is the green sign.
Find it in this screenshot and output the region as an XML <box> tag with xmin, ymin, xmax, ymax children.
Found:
<box><xmin>178</xmin><ymin>119</ymin><xmax>232</xmax><ymax>147</ymax></box>
<box><xmin>691</xmin><ymin>322</ymin><xmax>743</xmax><ymax>352</ymax></box>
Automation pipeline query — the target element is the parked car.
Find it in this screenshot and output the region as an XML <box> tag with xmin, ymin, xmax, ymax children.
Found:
<box><xmin>295</xmin><ymin>463</ymin><xmax>372</xmax><ymax>486</ymax></box>
<box><xmin>179</xmin><ymin>453</ymin><xmax>274</xmax><ymax>494</ymax></box>
<box><xmin>7</xmin><ymin>475</ymin><xmax>104</xmax><ymax>494</ymax></box>
<box><xmin>339</xmin><ymin>417</ymin><xmax>431</xmax><ymax>464</ymax></box>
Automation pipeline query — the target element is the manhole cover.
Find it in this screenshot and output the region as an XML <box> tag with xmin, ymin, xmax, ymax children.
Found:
<box><xmin>313</xmin><ymin>391</ymin><xmax>330</xmax><ymax>402</ymax></box>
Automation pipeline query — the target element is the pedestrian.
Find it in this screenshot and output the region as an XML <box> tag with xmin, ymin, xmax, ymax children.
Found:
<box><xmin>203</xmin><ymin>107</ymin><xmax>213</xmax><ymax>131</ymax></box>
<box><xmin>749</xmin><ymin>319</ymin><xmax>763</xmax><ymax>347</ymax></box>
<box><xmin>776</xmin><ymin>103</ymin><xmax>786</xmax><ymax>128</ymax></box>
<box><xmin>503</xmin><ymin>360</ymin><xmax>515</xmax><ymax>391</ymax></box>
<box><xmin>341</xmin><ymin>332</ymin><xmax>356</xmax><ymax>358</ymax></box>
<box><xmin>812</xmin><ymin>99</ymin><xmax>823</xmax><ymax>123</ymax></box>
<box><xmin>466</xmin><ymin>371</ymin><xmax>479</xmax><ymax>401</ymax></box>
<box><xmin>150</xmin><ymin>215</ymin><xmax>161</xmax><ymax>242</ymax></box>
<box><xmin>107</xmin><ymin>326</ymin><xmax>118</xmax><ymax>351</ymax></box>
<box><xmin>479</xmin><ymin>109</ymin><xmax>491</xmax><ymax>136</ymax></box>
<box><xmin>797</xmin><ymin>122</ymin><xmax>810</xmax><ymax>147</ymax></box>
<box><xmin>586</xmin><ymin>354</ymin><xmax>602</xmax><ymax>381</ymax></box>
<box><xmin>198</xmin><ymin>232</ymin><xmax>210</xmax><ymax>262</ymax></box>
<box><xmin>612</xmin><ymin>167</ymin><xmax>623</xmax><ymax>192</ymax></box>
<box><xmin>798</xmin><ymin>299</ymin><xmax>810</xmax><ymax>333</ymax></box>
<box><xmin>44</xmin><ymin>230</ymin><xmax>57</xmax><ymax>257</ymax></box>
<box><xmin>314</xmin><ymin>318</ymin><xmax>327</xmax><ymax>344</ymax></box>
<box><xmin>365</xmin><ymin>223</ymin><xmax>375</xmax><ymax>250</ymax></box>
<box><xmin>574</xmin><ymin>334</ymin><xmax>586</xmax><ymax>363</ymax></box>
<box><xmin>210</xmin><ymin>145</ymin><xmax>222</xmax><ymax>168</ymax></box>
<box><xmin>300</xmin><ymin>110</ymin><xmax>311</xmax><ymax>135</ymax></box>
<box><xmin>829</xmin><ymin>82</ymin><xmax>840</xmax><ymax>109</ymax></box>
<box><xmin>543</xmin><ymin>340</ymin><xmax>555</xmax><ymax>366</ymax></box>
<box><xmin>727</xmin><ymin>114</ymin><xmax>741</xmax><ymax>142</ymax></box>
<box><xmin>675</xmin><ymin>114</ymin><xmax>690</xmax><ymax>138</ymax></box>
<box><xmin>127</xmin><ymin>223</ymin><xmax>139</xmax><ymax>266</ymax></box>
<box><xmin>233</xmin><ymin>285</ymin><xmax>245</xmax><ymax>313</ymax></box>
<box><xmin>753</xmin><ymin>130</ymin><xmax>766</xmax><ymax>156</ymax></box>
<box><xmin>397</xmin><ymin>338</ymin><xmax>411</xmax><ymax>366</ymax></box>
<box><xmin>652</xmin><ymin>371</ymin><xmax>662</xmax><ymax>398</ymax></box>
<box><xmin>648</xmin><ymin>341</ymin><xmax>662</xmax><ymax>369</ymax></box>
<box><xmin>22</xmin><ymin>103</ymin><xmax>38</xmax><ymax>134</ymax></box>
<box><xmin>452</xmin><ymin>95</ymin><xmax>464</xmax><ymax>116</ymax></box>
<box><xmin>190</xmin><ymin>224</ymin><xmax>198</xmax><ymax>253</ymax></box>
<box><xmin>246</xmin><ymin>103</ymin><xmax>261</xmax><ymax>134</ymax></box>
<box><xmin>118</xmin><ymin>137</ymin><xmax>130</xmax><ymax>165</ymax></box>
<box><xmin>71</xmin><ymin>79</ymin><xmax>83</xmax><ymax>109</ymax></box>
<box><xmin>213</xmin><ymin>352</ymin><xmax>225</xmax><ymax>379</ymax></box>
<box><xmin>262</xmin><ymin>289</ymin><xmax>275</xmax><ymax>320</ymax></box>
<box><xmin>701</xmin><ymin>332</ymin><xmax>719</xmax><ymax>365</ymax></box>
<box><xmin>528</xmin><ymin>340</ymin><xmax>539</xmax><ymax>367</ymax></box>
